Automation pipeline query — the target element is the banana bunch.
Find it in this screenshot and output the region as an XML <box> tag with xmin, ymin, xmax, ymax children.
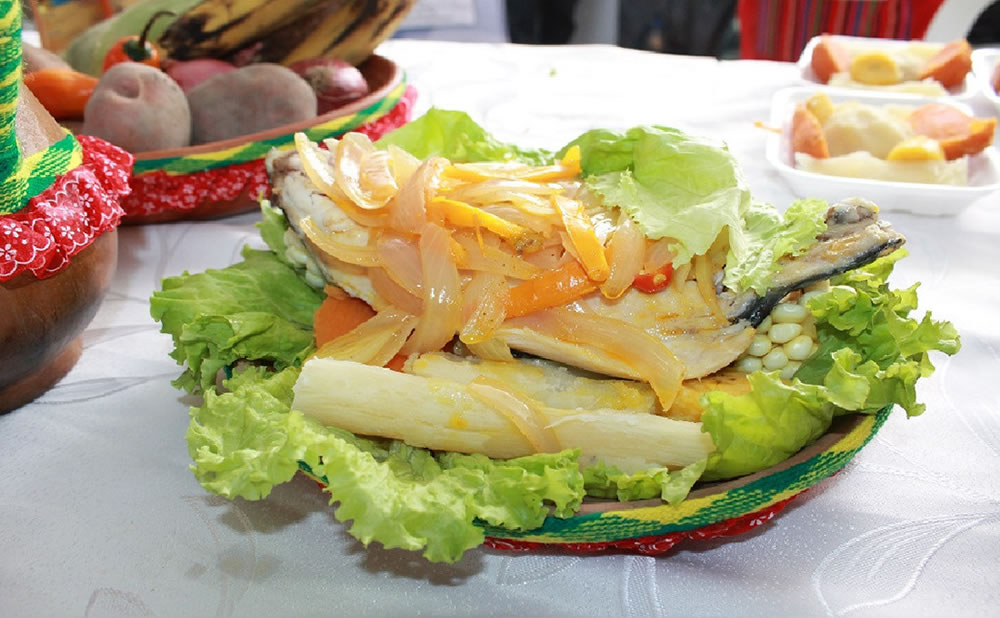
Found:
<box><xmin>65</xmin><ymin>0</ymin><xmax>416</xmax><ymax>75</ymax></box>
<box><xmin>158</xmin><ymin>0</ymin><xmax>417</xmax><ymax>66</ymax></box>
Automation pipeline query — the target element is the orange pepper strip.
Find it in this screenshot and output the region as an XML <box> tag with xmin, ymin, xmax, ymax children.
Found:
<box><xmin>505</xmin><ymin>260</ymin><xmax>597</xmax><ymax>319</ymax></box>
<box><xmin>519</xmin><ymin>144</ymin><xmax>582</xmax><ymax>182</ymax></box>
<box><xmin>23</xmin><ymin>69</ymin><xmax>98</xmax><ymax>120</ymax></box>
<box><xmin>552</xmin><ymin>194</ymin><xmax>610</xmax><ymax>282</ymax></box>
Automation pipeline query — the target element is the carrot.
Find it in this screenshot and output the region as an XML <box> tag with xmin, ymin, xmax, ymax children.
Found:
<box><xmin>810</xmin><ymin>35</ymin><xmax>850</xmax><ymax>83</ymax></box>
<box><xmin>313</xmin><ymin>289</ymin><xmax>376</xmax><ymax>347</ymax></box>
<box><xmin>919</xmin><ymin>39</ymin><xmax>972</xmax><ymax>89</ymax></box>
<box><xmin>22</xmin><ymin>69</ymin><xmax>97</xmax><ymax>120</ymax></box>
<box><xmin>313</xmin><ymin>290</ymin><xmax>411</xmax><ymax>372</ymax></box>
<box><xmin>791</xmin><ymin>104</ymin><xmax>829</xmax><ymax>159</ymax></box>
<box><xmin>909</xmin><ymin>103</ymin><xmax>996</xmax><ymax>160</ymax></box>
<box><xmin>506</xmin><ymin>260</ymin><xmax>597</xmax><ymax>319</ymax></box>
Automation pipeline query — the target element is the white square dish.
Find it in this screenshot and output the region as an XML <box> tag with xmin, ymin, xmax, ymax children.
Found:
<box><xmin>796</xmin><ymin>35</ymin><xmax>977</xmax><ymax>100</ymax></box>
<box><xmin>765</xmin><ymin>87</ymin><xmax>1000</xmax><ymax>216</ymax></box>
<box><xmin>971</xmin><ymin>47</ymin><xmax>1000</xmax><ymax>114</ymax></box>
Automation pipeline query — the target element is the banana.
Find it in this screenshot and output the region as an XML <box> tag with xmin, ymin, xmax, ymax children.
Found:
<box><xmin>157</xmin><ymin>0</ymin><xmax>329</xmax><ymax>61</ymax></box>
<box><xmin>279</xmin><ymin>0</ymin><xmax>417</xmax><ymax>66</ymax></box>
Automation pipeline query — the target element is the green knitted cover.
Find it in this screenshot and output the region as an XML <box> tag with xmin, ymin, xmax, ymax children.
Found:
<box><xmin>0</xmin><ymin>0</ymin><xmax>82</xmax><ymax>215</ymax></box>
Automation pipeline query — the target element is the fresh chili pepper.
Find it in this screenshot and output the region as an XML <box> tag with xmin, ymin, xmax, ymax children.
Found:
<box><xmin>102</xmin><ymin>10</ymin><xmax>174</xmax><ymax>73</ymax></box>
<box><xmin>23</xmin><ymin>69</ymin><xmax>99</xmax><ymax>119</ymax></box>
<box><xmin>632</xmin><ymin>263</ymin><xmax>674</xmax><ymax>294</ymax></box>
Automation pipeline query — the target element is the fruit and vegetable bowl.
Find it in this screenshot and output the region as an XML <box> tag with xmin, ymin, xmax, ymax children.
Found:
<box><xmin>23</xmin><ymin>0</ymin><xmax>417</xmax><ymax>224</ymax></box>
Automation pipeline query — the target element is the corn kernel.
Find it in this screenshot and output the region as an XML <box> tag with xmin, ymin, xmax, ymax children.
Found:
<box><xmin>780</xmin><ymin>361</ymin><xmax>802</xmax><ymax>380</ymax></box>
<box><xmin>735</xmin><ymin>356</ymin><xmax>763</xmax><ymax>373</ymax></box>
<box><xmin>799</xmin><ymin>290</ymin><xmax>825</xmax><ymax>307</ymax></box>
<box><xmin>769</xmin><ymin>322</ymin><xmax>802</xmax><ymax>344</ymax></box>
<box><xmin>758</xmin><ymin>315</ymin><xmax>773</xmax><ymax>333</ymax></box>
<box><xmin>784</xmin><ymin>334</ymin><xmax>815</xmax><ymax>360</ymax></box>
<box><xmin>772</xmin><ymin>302</ymin><xmax>809</xmax><ymax>323</ymax></box>
<box><xmin>747</xmin><ymin>335</ymin><xmax>773</xmax><ymax>357</ymax></box>
<box><xmin>763</xmin><ymin>347</ymin><xmax>788</xmax><ymax>370</ymax></box>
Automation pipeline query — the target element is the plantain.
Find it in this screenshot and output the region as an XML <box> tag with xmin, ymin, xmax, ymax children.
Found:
<box><xmin>278</xmin><ymin>0</ymin><xmax>417</xmax><ymax>66</ymax></box>
<box><xmin>665</xmin><ymin>369</ymin><xmax>753</xmax><ymax>423</ymax></box>
<box><xmin>157</xmin><ymin>0</ymin><xmax>330</xmax><ymax>61</ymax></box>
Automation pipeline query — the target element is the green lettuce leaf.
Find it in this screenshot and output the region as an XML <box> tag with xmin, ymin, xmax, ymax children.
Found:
<box><xmin>186</xmin><ymin>367</ymin><xmax>586</xmax><ymax>563</ymax></box>
<box><xmin>256</xmin><ymin>200</ymin><xmax>292</xmax><ymax>266</ymax></box>
<box><xmin>701</xmin><ymin>251</ymin><xmax>960</xmax><ymax>480</ymax></box>
<box><xmin>569</xmin><ymin>126</ymin><xmax>751</xmax><ymax>268</ymax></box>
<box><xmin>376</xmin><ymin>108</ymin><xmax>553</xmax><ymax>165</ymax></box>
<box><xmin>725</xmin><ymin>199</ymin><xmax>830</xmax><ymax>294</ymax></box>
<box><xmin>150</xmin><ymin>247</ymin><xmax>323</xmax><ymax>392</ymax></box>
<box><xmin>582</xmin><ymin>459</ymin><xmax>707</xmax><ymax>505</ymax></box>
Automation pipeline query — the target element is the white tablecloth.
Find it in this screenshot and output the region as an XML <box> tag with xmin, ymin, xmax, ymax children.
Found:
<box><xmin>3</xmin><ymin>41</ymin><xmax>999</xmax><ymax>617</ymax></box>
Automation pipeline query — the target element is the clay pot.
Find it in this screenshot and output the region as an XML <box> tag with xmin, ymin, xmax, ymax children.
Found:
<box><xmin>0</xmin><ymin>86</ymin><xmax>119</xmax><ymax>413</ymax></box>
<box><xmin>124</xmin><ymin>54</ymin><xmax>403</xmax><ymax>224</ymax></box>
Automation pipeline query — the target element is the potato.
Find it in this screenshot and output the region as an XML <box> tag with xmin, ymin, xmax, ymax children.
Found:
<box><xmin>187</xmin><ymin>63</ymin><xmax>317</xmax><ymax>145</ymax></box>
<box><xmin>21</xmin><ymin>42</ymin><xmax>70</xmax><ymax>73</ymax></box>
<box><xmin>82</xmin><ymin>63</ymin><xmax>191</xmax><ymax>153</ymax></box>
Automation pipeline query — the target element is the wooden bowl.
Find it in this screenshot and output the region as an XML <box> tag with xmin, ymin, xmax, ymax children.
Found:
<box><xmin>122</xmin><ymin>54</ymin><xmax>408</xmax><ymax>225</ymax></box>
<box><xmin>0</xmin><ymin>88</ymin><xmax>120</xmax><ymax>413</ymax></box>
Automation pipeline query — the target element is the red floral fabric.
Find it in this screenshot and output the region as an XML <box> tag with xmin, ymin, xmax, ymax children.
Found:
<box><xmin>0</xmin><ymin>136</ymin><xmax>132</xmax><ymax>281</ymax></box>
<box><xmin>121</xmin><ymin>86</ymin><xmax>419</xmax><ymax>219</ymax></box>
<box><xmin>483</xmin><ymin>493</ymin><xmax>801</xmax><ymax>556</ymax></box>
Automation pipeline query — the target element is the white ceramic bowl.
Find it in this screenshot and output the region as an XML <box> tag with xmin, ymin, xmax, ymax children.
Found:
<box><xmin>765</xmin><ymin>87</ymin><xmax>1000</xmax><ymax>216</ymax></box>
<box><xmin>797</xmin><ymin>34</ymin><xmax>977</xmax><ymax>100</ymax></box>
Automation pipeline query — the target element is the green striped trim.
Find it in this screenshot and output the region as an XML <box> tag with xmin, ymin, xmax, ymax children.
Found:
<box><xmin>0</xmin><ymin>131</ymin><xmax>84</xmax><ymax>215</ymax></box>
<box><xmin>484</xmin><ymin>407</ymin><xmax>890</xmax><ymax>543</ymax></box>
<box><xmin>0</xmin><ymin>0</ymin><xmax>23</xmax><ymax>187</ymax></box>
<box><xmin>132</xmin><ymin>78</ymin><xmax>408</xmax><ymax>176</ymax></box>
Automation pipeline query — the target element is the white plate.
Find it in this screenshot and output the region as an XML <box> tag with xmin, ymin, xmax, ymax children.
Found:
<box><xmin>765</xmin><ymin>87</ymin><xmax>1000</xmax><ymax>216</ymax></box>
<box><xmin>796</xmin><ymin>35</ymin><xmax>977</xmax><ymax>100</ymax></box>
<box><xmin>971</xmin><ymin>48</ymin><xmax>1000</xmax><ymax>114</ymax></box>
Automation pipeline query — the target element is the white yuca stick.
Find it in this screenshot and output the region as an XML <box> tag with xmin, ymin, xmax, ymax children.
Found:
<box><xmin>293</xmin><ymin>358</ymin><xmax>715</xmax><ymax>469</ymax></box>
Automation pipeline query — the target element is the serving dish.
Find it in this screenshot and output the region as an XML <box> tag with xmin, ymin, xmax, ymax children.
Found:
<box><xmin>304</xmin><ymin>409</ymin><xmax>886</xmax><ymax>554</ymax></box>
<box><xmin>797</xmin><ymin>34</ymin><xmax>977</xmax><ymax>100</ymax></box>
<box><xmin>971</xmin><ymin>47</ymin><xmax>1000</xmax><ymax>115</ymax></box>
<box><xmin>120</xmin><ymin>54</ymin><xmax>412</xmax><ymax>225</ymax></box>
<box><xmin>765</xmin><ymin>87</ymin><xmax>1000</xmax><ymax>215</ymax></box>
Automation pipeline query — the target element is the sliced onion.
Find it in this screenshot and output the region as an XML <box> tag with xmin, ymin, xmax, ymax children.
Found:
<box><xmin>693</xmin><ymin>253</ymin><xmax>727</xmax><ymax>323</ymax></box>
<box><xmin>467</xmin><ymin>377</ymin><xmax>561</xmax><ymax>453</ymax></box>
<box><xmin>388</xmin><ymin>157</ymin><xmax>446</xmax><ymax>233</ymax></box>
<box><xmin>402</xmin><ymin>222</ymin><xmax>463</xmax><ymax>354</ymax></box>
<box><xmin>453</xmin><ymin>232</ymin><xmax>541</xmax><ymax>280</ymax></box>
<box><xmin>387</xmin><ymin>144</ymin><xmax>421</xmax><ymax>186</ymax></box>
<box><xmin>315</xmin><ymin>308</ymin><xmax>417</xmax><ymax>367</ymax></box>
<box><xmin>643</xmin><ymin>237</ymin><xmax>676</xmax><ymax>272</ymax></box>
<box><xmin>360</xmin><ymin>148</ymin><xmax>398</xmax><ymax>205</ymax></box>
<box><xmin>467</xmin><ymin>338</ymin><xmax>515</xmax><ymax>361</ymax></box>
<box><xmin>506</xmin><ymin>308</ymin><xmax>684</xmax><ymax>410</ymax></box>
<box><xmin>300</xmin><ymin>216</ymin><xmax>379</xmax><ymax>267</ymax></box>
<box><xmin>376</xmin><ymin>232</ymin><xmax>423</xmax><ymax>296</ymax></box>
<box><xmin>460</xmin><ymin>271</ymin><xmax>509</xmax><ymax>344</ymax></box>
<box><xmin>369</xmin><ymin>267</ymin><xmax>423</xmax><ymax>315</ymax></box>
<box><xmin>333</xmin><ymin>133</ymin><xmax>393</xmax><ymax>210</ymax></box>
<box><xmin>481</xmin><ymin>204</ymin><xmax>555</xmax><ymax>235</ymax></box>
<box><xmin>600</xmin><ymin>210</ymin><xmax>645</xmax><ymax>299</ymax></box>
<box><xmin>294</xmin><ymin>134</ymin><xmax>387</xmax><ymax>228</ymax></box>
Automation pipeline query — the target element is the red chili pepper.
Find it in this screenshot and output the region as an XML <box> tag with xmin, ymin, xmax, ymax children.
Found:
<box><xmin>102</xmin><ymin>10</ymin><xmax>174</xmax><ymax>73</ymax></box>
<box><xmin>23</xmin><ymin>69</ymin><xmax>99</xmax><ymax>119</ymax></box>
<box><xmin>632</xmin><ymin>263</ymin><xmax>674</xmax><ymax>294</ymax></box>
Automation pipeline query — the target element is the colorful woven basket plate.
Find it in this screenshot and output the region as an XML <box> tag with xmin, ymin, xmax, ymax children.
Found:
<box><xmin>121</xmin><ymin>54</ymin><xmax>413</xmax><ymax>224</ymax></box>
<box><xmin>305</xmin><ymin>407</ymin><xmax>889</xmax><ymax>556</ymax></box>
